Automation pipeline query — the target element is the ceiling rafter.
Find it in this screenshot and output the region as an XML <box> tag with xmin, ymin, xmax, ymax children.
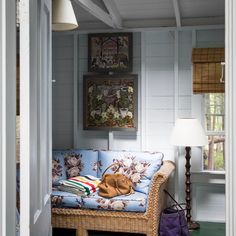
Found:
<box><xmin>172</xmin><ymin>0</ymin><xmax>181</xmax><ymax>27</ymax></box>
<box><xmin>103</xmin><ymin>0</ymin><xmax>123</xmax><ymax>29</ymax></box>
<box><xmin>74</xmin><ymin>0</ymin><xmax>118</xmax><ymax>29</ymax></box>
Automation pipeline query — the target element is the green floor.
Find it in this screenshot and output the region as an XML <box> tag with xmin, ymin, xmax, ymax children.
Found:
<box><xmin>191</xmin><ymin>222</ymin><xmax>225</xmax><ymax>236</ymax></box>
<box><xmin>53</xmin><ymin>222</ymin><xmax>225</xmax><ymax>236</ymax></box>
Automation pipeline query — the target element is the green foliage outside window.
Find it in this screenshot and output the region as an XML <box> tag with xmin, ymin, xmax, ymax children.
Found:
<box><xmin>203</xmin><ymin>93</ymin><xmax>225</xmax><ymax>171</ymax></box>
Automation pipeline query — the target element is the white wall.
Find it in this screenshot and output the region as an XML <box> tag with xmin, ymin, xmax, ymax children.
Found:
<box><xmin>191</xmin><ymin>29</ymin><xmax>225</xmax><ymax>222</ymax></box>
<box><xmin>144</xmin><ymin>31</ymin><xmax>175</xmax><ymax>158</ymax></box>
<box><xmin>52</xmin><ymin>35</ymin><xmax>74</xmax><ymax>148</ymax></box>
<box><xmin>52</xmin><ymin>28</ymin><xmax>225</xmax><ymax>222</ymax></box>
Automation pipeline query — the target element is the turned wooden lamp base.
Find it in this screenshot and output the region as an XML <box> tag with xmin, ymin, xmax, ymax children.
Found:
<box><xmin>185</xmin><ymin>146</ymin><xmax>200</xmax><ymax>231</ymax></box>
<box><xmin>188</xmin><ymin>221</ymin><xmax>200</xmax><ymax>230</ymax></box>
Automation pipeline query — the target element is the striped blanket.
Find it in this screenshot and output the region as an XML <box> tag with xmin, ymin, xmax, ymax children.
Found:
<box><xmin>59</xmin><ymin>175</ymin><xmax>100</xmax><ymax>196</ymax></box>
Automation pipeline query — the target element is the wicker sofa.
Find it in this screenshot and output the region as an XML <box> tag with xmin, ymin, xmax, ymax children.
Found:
<box><xmin>51</xmin><ymin>149</ymin><xmax>175</xmax><ymax>236</ymax></box>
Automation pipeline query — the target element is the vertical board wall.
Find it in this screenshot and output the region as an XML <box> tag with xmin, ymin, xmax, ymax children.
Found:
<box><xmin>52</xmin><ymin>35</ymin><xmax>74</xmax><ymax>148</ymax></box>
<box><xmin>52</xmin><ymin>28</ymin><xmax>225</xmax><ymax>222</ymax></box>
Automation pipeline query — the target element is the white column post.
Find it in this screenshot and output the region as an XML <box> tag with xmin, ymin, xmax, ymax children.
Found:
<box><xmin>141</xmin><ymin>32</ymin><xmax>147</xmax><ymax>151</ymax></box>
<box><xmin>225</xmin><ymin>0</ymin><xmax>236</xmax><ymax>235</ymax></box>
<box><xmin>0</xmin><ymin>0</ymin><xmax>16</xmax><ymax>235</ymax></box>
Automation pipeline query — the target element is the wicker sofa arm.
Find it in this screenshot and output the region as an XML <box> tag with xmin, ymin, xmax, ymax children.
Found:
<box><xmin>146</xmin><ymin>160</ymin><xmax>175</xmax><ymax>217</ymax></box>
<box><xmin>157</xmin><ymin>160</ymin><xmax>175</xmax><ymax>179</ymax></box>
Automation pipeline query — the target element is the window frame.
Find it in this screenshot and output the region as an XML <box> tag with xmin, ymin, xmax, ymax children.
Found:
<box><xmin>203</xmin><ymin>93</ymin><xmax>225</xmax><ymax>171</ymax></box>
<box><xmin>191</xmin><ymin>94</ymin><xmax>225</xmax><ymax>174</ymax></box>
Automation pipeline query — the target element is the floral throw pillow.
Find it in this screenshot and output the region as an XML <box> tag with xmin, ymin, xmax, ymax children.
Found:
<box><xmin>52</xmin><ymin>151</ymin><xmax>67</xmax><ymax>186</ymax></box>
<box><xmin>52</xmin><ymin>159</ymin><xmax>63</xmax><ymax>183</ymax></box>
<box><xmin>52</xmin><ymin>149</ymin><xmax>99</xmax><ymax>186</ymax></box>
<box><xmin>64</xmin><ymin>153</ymin><xmax>84</xmax><ymax>178</ymax></box>
<box><xmin>98</xmin><ymin>150</ymin><xmax>164</xmax><ymax>194</ymax></box>
<box><xmin>110</xmin><ymin>156</ymin><xmax>151</xmax><ymax>188</ymax></box>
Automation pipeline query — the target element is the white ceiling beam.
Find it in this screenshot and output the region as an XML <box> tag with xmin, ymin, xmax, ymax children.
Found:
<box><xmin>123</xmin><ymin>18</ymin><xmax>177</xmax><ymax>28</ymax></box>
<box><xmin>123</xmin><ymin>17</ymin><xmax>224</xmax><ymax>29</ymax></box>
<box><xmin>103</xmin><ymin>0</ymin><xmax>122</xmax><ymax>29</ymax></box>
<box><xmin>74</xmin><ymin>0</ymin><xmax>117</xmax><ymax>29</ymax></box>
<box><xmin>172</xmin><ymin>0</ymin><xmax>181</xmax><ymax>27</ymax></box>
<box><xmin>182</xmin><ymin>16</ymin><xmax>224</xmax><ymax>26</ymax></box>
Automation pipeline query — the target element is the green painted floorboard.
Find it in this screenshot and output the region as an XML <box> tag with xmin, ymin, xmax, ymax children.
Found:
<box><xmin>53</xmin><ymin>222</ymin><xmax>226</xmax><ymax>236</ymax></box>
<box><xmin>191</xmin><ymin>222</ymin><xmax>225</xmax><ymax>236</ymax></box>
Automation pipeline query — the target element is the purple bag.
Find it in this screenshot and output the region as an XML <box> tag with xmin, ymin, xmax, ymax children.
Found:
<box><xmin>159</xmin><ymin>190</ymin><xmax>190</xmax><ymax>236</ymax></box>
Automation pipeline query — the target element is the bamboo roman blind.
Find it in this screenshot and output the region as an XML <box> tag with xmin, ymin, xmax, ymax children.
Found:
<box><xmin>192</xmin><ymin>48</ymin><xmax>225</xmax><ymax>93</ymax></box>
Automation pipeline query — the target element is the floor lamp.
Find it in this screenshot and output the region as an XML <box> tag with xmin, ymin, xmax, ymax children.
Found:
<box><xmin>171</xmin><ymin>118</ymin><xmax>207</xmax><ymax>230</ymax></box>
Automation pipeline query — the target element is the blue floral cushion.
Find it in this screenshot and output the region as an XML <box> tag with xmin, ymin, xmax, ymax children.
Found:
<box><xmin>52</xmin><ymin>149</ymin><xmax>99</xmax><ymax>186</ymax></box>
<box><xmin>81</xmin><ymin>191</ymin><xmax>147</xmax><ymax>212</ymax></box>
<box><xmin>51</xmin><ymin>189</ymin><xmax>83</xmax><ymax>208</ymax></box>
<box><xmin>97</xmin><ymin>150</ymin><xmax>163</xmax><ymax>194</ymax></box>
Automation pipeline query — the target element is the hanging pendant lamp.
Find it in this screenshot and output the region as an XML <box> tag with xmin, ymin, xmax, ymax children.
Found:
<box><xmin>52</xmin><ymin>0</ymin><xmax>78</xmax><ymax>31</ymax></box>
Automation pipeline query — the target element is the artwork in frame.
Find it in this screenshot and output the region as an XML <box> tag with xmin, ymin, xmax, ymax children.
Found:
<box><xmin>88</xmin><ymin>32</ymin><xmax>133</xmax><ymax>73</ymax></box>
<box><xmin>83</xmin><ymin>74</ymin><xmax>138</xmax><ymax>131</ymax></box>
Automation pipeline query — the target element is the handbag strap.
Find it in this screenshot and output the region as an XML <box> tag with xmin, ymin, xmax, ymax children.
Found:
<box><xmin>164</xmin><ymin>189</ymin><xmax>184</xmax><ymax>211</ymax></box>
<box><xmin>102</xmin><ymin>162</ymin><xmax>121</xmax><ymax>177</ymax></box>
<box><xmin>114</xmin><ymin>179</ymin><xmax>134</xmax><ymax>196</ymax></box>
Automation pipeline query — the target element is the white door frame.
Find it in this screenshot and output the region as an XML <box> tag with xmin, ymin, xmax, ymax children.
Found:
<box><xmin>0</xmin><ymin>0</ymin><xmax>16</xmax><ymax>236</ymax></box>
<box><xmin>20</xmin><ymin>0</ymin><xmax>52</xmax><ymax>235</ymax></box>
<box><xmin>225</xmin><ymin>0</ymin><xmax>236</xmax><ymax>234</ymax></box>
<box><xmin>0</xmin><ymin>0</ymin><xmax>236</xmax><ymax>235</ymax></box>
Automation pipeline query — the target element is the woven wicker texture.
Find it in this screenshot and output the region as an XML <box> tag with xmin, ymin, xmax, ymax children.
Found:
<box><xmin>52</xmin><ymin>160</ymin><xmax>175</xmax><ymax>236</ymax></box>
<box><xmin>192</xmin><ymin>48</ymin><xmax>225</xmax><ymax>93</ymax></box>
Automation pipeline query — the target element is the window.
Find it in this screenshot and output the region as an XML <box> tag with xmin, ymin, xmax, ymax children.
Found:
<box><xmin>203</xmin><ymin>93</ymin><xmax>225</xmax><ymax>171</ymax></box>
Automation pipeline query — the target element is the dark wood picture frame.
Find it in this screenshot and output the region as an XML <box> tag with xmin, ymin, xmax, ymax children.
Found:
<box><xmin>88</xmin><ymin>32</ymin><xmax>133</xmax><ymax>73</ymax></box>
<box><xmin>83</xmin><ymin>74</ymin><xmax>138</xmax><ymax>131</ymax></box>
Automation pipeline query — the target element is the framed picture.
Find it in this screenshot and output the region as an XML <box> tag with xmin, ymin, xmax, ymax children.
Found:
<box><xmin>83</xmin><ymin>74</ymin><xmax>138</xmax><ymax>131</ymax></box>
<box><xmin>88</xmin><ymin>32</ymin><xmax>133</xmax><ymax>73</ymax></box>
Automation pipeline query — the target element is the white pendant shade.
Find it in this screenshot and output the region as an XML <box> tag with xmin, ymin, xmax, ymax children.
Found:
<box><xmin>171</xmin><ymin>118</ymin><xmax>208</xmax><ymax>147</ymax></box>
<box><xmin>52</xmin><ymin>0</ymin><xmax>78</xmax><ymax>31</ymax></box>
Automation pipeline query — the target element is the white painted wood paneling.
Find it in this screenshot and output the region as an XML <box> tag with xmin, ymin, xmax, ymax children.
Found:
<box><xmin>145</xmin><ymin>31</ymin><xmax>175</xmax><ymax>44</ymax></box>
<box><xmin>0</xmin><ymin>0</ymin><xmax>16</xmax><ymax>235</ymax></box>
<box><xmin>180</xmin><ymin>0</ymin><xmax>224</xmax><ymax>18</ymax></box>
<box><xmin>114</xmin><ymin>0</ymin><xmax>175</xmax><ymax>20</ymax></box>
<box><xmin>144</xmin><ymin>31</ymin><xmax>175</xmax><ymax>155</ymax></box>
<box><xmin>196</xmin><ymin>29</ymin><xmax>225</xmax><ymax>48</ymax></box>
<box><xmin>52</xmin><ymin>28</ymin><xmax>225</xmax><ymax>222</ymax></box>
<box><xmin>20</xmin><ymin>0</ymin><xmax>52</xmax><ymax>235</ymax></box>
<box><xmin>52</xmin><ymin>34</ymin><xmax>74</xmax><ymax>149</ymax></box>
<box><xmin>146</xmin><ymin>43</ymin><xmax>174</xmax><ymax>57</ymax></box>
<box><xmin>146</xmin><ymin>57</ymin><xmax>174</xmax><ymax>70</ymax></box>
<box><xmin>147</xmin><ymin>97</ymin><xmax>174</xmax><ymax>110</ymax></box>
<box><xmin>225</xmin><ymin>0</ymin><xmax>236</xmax><ymax>234</ymax></box>
<box><xmin>178</xmin><ymin>70</ymin><xmax>192</xmax><ymax>95</ymax></box>
<box><xmin>193</xmin><ymin>184</ymin><xmax>225</xmax><ymax>222</ymax></box>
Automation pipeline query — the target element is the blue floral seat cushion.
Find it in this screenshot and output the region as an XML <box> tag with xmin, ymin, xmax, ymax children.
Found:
<box><xmin>51</xmin><ymin>189</ymin><xmax>83</xmax><ymax>208</ymax></box>
<box><xmin>97</xmin><ymin>150</ymin><xmax>163</xmax><ymax>194</ymax></box>
<box><xmin>51</xmin><ymin>188</ymin><xmax>147</xmax><ymax>212</ymax></box>
<box><xmin>81</xmin><ymin>191</ymin><xmax>147</xmax><ymax>212</ymax></box>
<box><xmin>52</xmin><ymin>149</ymin><xmax>99</xmax><ymax>186</ymax></box>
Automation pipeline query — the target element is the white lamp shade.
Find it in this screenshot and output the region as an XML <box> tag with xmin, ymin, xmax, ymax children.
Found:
<box><xmin>52</xmin><ymin>0</ymin><xmax>78</xmax><ymax>31</ymax></box>
<box><xmin>171</xmin><ymin>118</ymin><xmax>208</xmax><ymax>147</ymax></box>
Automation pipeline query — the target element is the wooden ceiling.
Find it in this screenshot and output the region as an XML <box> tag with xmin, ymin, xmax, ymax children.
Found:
<box><xmin>71</xmin><ymin>0</ymin><xmax>225</xmax><ymax>31</ymax></box>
